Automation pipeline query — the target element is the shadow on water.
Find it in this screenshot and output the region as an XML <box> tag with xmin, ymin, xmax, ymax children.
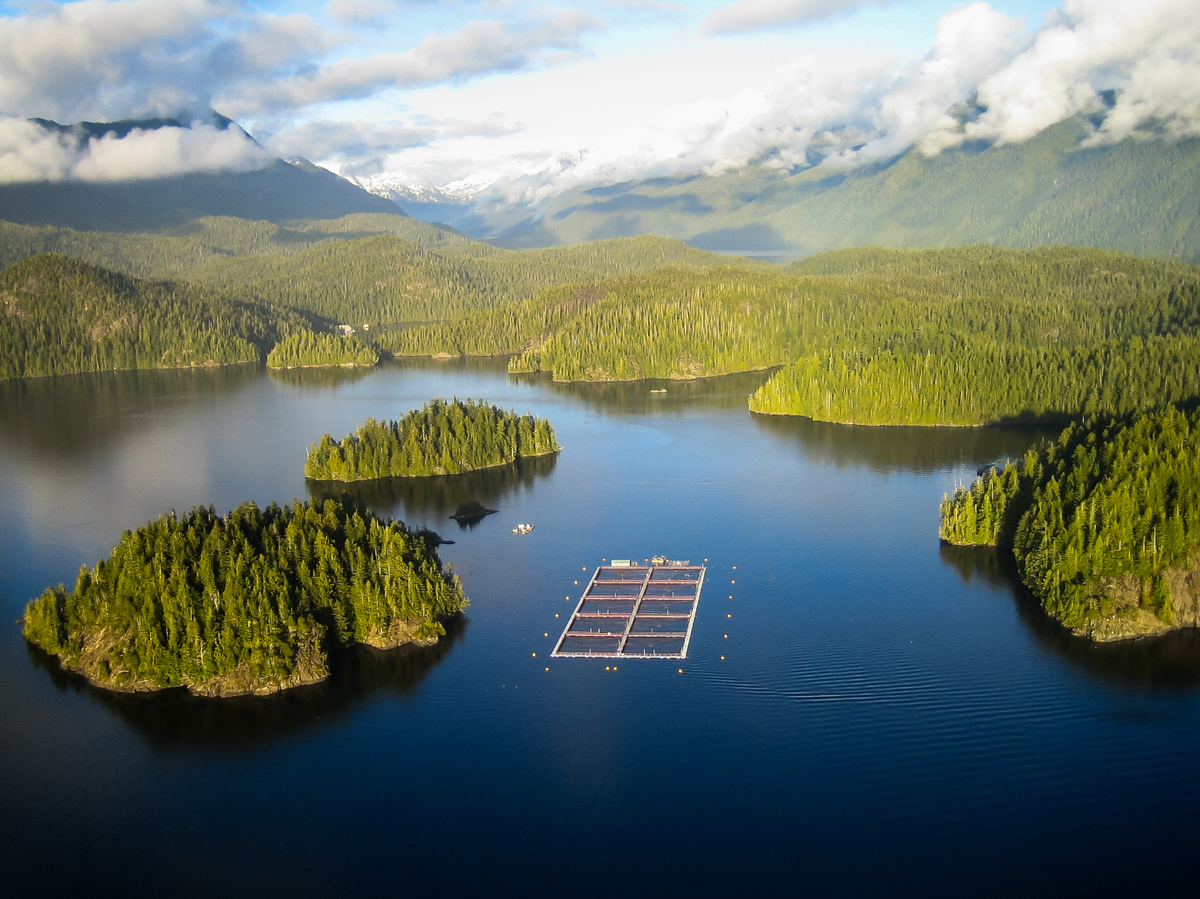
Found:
<box><xmin>266</xmin><ymin>365</ymin><xmax>378</xmax><ymax>390</ymax></box>
<box><xmin>0</xmin><ymin>364</ymin><xmax>260</xmax><ymax>458</ymax></box>
<box><xmin>752</xmin><ymin>413</ymin><xmax>1056</xmax><ymax>474</ymax></box>
<box><xmin>24</xmin><ymin>616</ymin><xmax>468</xmax><ymax>752</ymax></box>
<box><xmin>386</xmin><ymin>354</ymin><xmax>513</xmax><ymax>377</ymax></box>
<box><xmin>941</xmin><ymin>544</ymin><xmax>1200</xmax><ymax>691</ymax></box>
<box><xmin>306</xmin><ymin>453</ymin><xmax>558</xmax><ymax>523</ymax></box>
<box><xmin>512</xmin><ymin>369</ymin><xmax>775</xmax><ymax>416</ymax></box>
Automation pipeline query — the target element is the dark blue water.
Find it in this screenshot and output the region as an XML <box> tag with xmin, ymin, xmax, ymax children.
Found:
<box><xmin>2</xmin><ymin>360</ymin><xmax>1198</xmax><ymax>897</ymax></box>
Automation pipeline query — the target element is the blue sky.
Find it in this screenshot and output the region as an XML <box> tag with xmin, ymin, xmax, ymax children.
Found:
<box><xmin>1</xmin><ymin>1</ymin><xmax>1197</xmax><ymax>200</ymax></box>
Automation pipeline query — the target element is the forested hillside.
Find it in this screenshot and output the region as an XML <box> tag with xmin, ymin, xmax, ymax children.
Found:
<box><xmin>0</xmin><ymin>216</ymin><xmax>747</xmax><ymax>327</ymax></box>
<box><xmin>306</xmin><ymin>398</ymin><xmax>560</xmax><ymax>481</ymax></box>
<box><xmin>389</xmin><ymin>246</ymin><xmax>1200</xmax><ymax>426</ymax></box>
<box><xmin>0</xmin><ymin>254</ymin><xmax>309</xmax><ymax>379</ymax></box>
<box><xmin>22</xmin><ymin>498</ymin><xmax>467</xmax><ymax>695</ymax></box>
<box><xmin>940</xmin><ymin>408</ymin><xmax>1200</xmax><ymax>641</ymax></box>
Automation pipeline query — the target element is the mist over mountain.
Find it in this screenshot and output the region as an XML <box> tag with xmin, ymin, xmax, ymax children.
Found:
<box><xmin>0</xmin><ymin>116</ymin><xmax>400</xmax><ymax>231</ymax></box>
<box><xmin>397</xmin><ymin>114</ymin><xmax>1200</xmax><ymax>263</ymax></box>
<box><xmin>3</xmin><ymin>110</ymin><xmax>1198</xmax><ymax>267</ymax></box>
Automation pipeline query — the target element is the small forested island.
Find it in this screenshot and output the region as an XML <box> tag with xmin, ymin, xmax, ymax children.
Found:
<box><xmin>21</xmin><ymin>499</ymin><xmax>467</xmax><ymax>696</ymax></box>
<box><xmin>306</xmin><ymin>398</ymin><xmax>560</xmax><ymax>481</ymax></box>
<box><xmin>265</xmin><ymin>328</ymin><xmax>379</xmax><ymax>368</ymax></box>
<box><xmin>940</xmin><ymin>406</ymin><xmax>1200</xmax><ymax>641</ymax></box>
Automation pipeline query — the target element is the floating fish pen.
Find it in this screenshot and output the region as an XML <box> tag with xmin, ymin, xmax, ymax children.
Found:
<box><xmin>551</xmin><ymin>561</ymin><xmax>706</xmax><ymax>659</ymax></box>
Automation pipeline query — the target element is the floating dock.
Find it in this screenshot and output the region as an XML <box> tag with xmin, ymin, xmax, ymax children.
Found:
<box><xmin>550</xmin><ymin>562</ymin><xmax>706</xmax><ymax>659</ymax></box>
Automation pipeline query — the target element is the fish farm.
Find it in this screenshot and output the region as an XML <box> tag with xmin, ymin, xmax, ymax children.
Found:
<box><xmin>550</xmin><ymin>560</ymin><xmax>707</xmax><ymax>659</ymax></box>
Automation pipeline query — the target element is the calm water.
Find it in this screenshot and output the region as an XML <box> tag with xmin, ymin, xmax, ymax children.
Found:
<box><xmin>2</xmin><ymin>360</ymin><xmax>1199</xmax><ymax>897</ymax></box>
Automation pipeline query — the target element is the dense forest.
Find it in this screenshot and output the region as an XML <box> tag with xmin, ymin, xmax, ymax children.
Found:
<box><xmin>940</xmin><ymin>407</ymin><xmax>1200</xmax><ymax>640</ymax></box>
<box><xmin>6</xmin><ymin>225</ymin><xmax>1200</xmax><ymax>432</ymax></box>
<box><xmin>0</xmin><ymin>254</ymin><xmax>309</xmax><ymax>379</ymax></box>
<box><xmin>306</xmin><ymin>398</ymin><xmax>560</xmax><ymax>481</ymax></box>
<box><xmin>266</xmin><ymin>329</ymin><xmax>379</xmax><ymax>368</ymax></box>
<box><xmin>0</xmin><ymin>216</ymin><xmax>742</xmax><ymax>327</ymax></box>
<box><xmin>386</xmin><ymin>246</ymin><xmax>1200</xmax><ymax>427</ymax></box>
<box><xmin>22</xmin><ymin>498</ymin><xmax>468</xmax><ymax>695</ymax></box>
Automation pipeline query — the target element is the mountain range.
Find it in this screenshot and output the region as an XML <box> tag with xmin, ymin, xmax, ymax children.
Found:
<box><xmin>3</xmin><ymin>113</ymin><xmax>1199</xmax><ymax>265</ymax></box>
<box><xmin>478</xmin><ymin>115</ymin><xmax>1200</xmax><ymax>263</ymax></box>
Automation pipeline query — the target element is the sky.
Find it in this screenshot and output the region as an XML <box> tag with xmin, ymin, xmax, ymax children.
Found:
<box><xmin>1</xmin><ymin>0</ymin><xmax>1198</xmax><ymax>206</ymax></box>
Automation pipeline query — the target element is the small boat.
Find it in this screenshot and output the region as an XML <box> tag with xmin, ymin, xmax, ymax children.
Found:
<box><xmin>512</xmin><ymin>523</ymin><xmax>535</xmax><ymax>535</ymax></box>
<box><xmin>649</xmin><ymin>388</ymin><xmax>667</xmax><ymax>394</ymax></box>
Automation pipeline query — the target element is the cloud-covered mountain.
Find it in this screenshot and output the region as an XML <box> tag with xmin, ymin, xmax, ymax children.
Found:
<box><xmin>0</xmin><ymin>115</ymin><xmax>399</xmax><ymax>231</ymax></box>
<box><xmin>481</xmin><ymin>114</ymin><xmax>1200</xmax><ymax>263</ymax></box>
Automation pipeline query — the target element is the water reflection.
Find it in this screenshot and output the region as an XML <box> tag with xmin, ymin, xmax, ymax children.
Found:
<box><xmin>267</xmin><ymin>365</ymin><xmax>377</xmax><ymax>390</ymax></box>
<box><xmin>515</xmin><ymin>369</ymin><xmax>775</xmax><ymax>415</ymax></box>
<box><xmin>306</xmin><ymin>452</ymin><xmax>558</xmax><ymax>523</ymax></box>
<box><xmin>941</xmin><ymin>544</ymin><xmax>1200</xmax><ymax>691</ymax></box>
<box><xmin>752</xmin><ymin>413</ymin><xmax>1054</xmax><ymax>473</ymax></box>
<box><xmin>25</xmin><ymin>616</ymin><xmax>467</xmax><ymax>752</ymax></box>
<box><xmin>939</xmin><ymin>542</ymin><xmax>1018</xmax><ymax>590</ymax></box>
<box><xmin>0</xmin><ymin>365</ymin><xmax>259</xmax><ymax>458</ymax></box>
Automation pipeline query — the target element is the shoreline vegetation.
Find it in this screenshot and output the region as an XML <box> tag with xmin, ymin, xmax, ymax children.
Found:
<box><xmin>21</xmin><ymin>498</ymin><xmax>467</xmax><ymax>696</ymax></box>
<box><xmin>305</xmin><ymin>398</ymin><xmax>560</xmax><ymax>482</ymax></box>
<box><xmin>0</xmin><ymin>253</ymin><xmax>310</xmax><ymax>380</ymax></box>
<box><xmin>265</xmin><ymin>329</ymin><xmax>379</xmax><ymax>369</ymax></box>
<box><xmin>383</xmin><ymin>247</ymin><xmax>1200</xmax><ymax>427</ymax></box>
<box><xmin>6</xmin><ymin>237</ymin><xmax>1199</xmax><ymax>433</ymax></box>
<box><xmin>940</xmin><ymin>407</ymin><xmax>1200</xmax><ymax>642</ymax></box>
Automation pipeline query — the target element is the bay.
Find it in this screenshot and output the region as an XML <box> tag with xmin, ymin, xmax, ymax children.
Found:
<box><xmin>1</xmin><ymin>359</ymin><xmax>1198</xmax><ymax>896</ymax></box>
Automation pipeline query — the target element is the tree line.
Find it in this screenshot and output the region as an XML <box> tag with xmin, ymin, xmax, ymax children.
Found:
<box><xmin>22</xmin><ymin>498</ymin><xmax>468</xmax><ymax>695</ymax></box>
<box><xmin>0</xmin><ymin>253</ymin><xmax>310</xmax><ymax>379</ymax></box>
<box><xmin>305</xmin><ymin>398</ymin><xmax>560</xmax><ymax>481</ymax></box>
<box><xmin>266</xmin><ymin>329</ymin><xmax>379</xmax><ymax>368</ymax></box>
<box><xmin>0</xmin><ymin>215</ymin><xmax>739</xmax><ymax>329</ymax></box>
<box><xmin>940</xmin><ymin>406</ymin><xmax>1200</xmax><ymax>632</ymax></box>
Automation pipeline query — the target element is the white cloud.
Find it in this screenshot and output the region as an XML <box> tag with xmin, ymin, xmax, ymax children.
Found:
<box><xmin>263</xmin><ymin>119</ymin><xmax>434</xmax><ymax>161</ymax></box>
<box><xmin>0</xmin><ymin>0</ymin><xmax>333</xmax><ymax>123</ymax></box>
<box><xmin>325</xmin><ymin>0</ymin><xmax>397</xmax><ymax>27</ymax></box>
<box><xmin>0</xmin><ymin>117</ymin><xmax>272</xmax><ymax>184</ymax></box>
<box><xmin>846</xmin><ymin>1</ymin><xmax>1027</xmax><ymax>163</ymax></box>
<box><xmin>449</xmin><ymin>0</ymin><xmax>1200</xmax><ymax>209</ymax></box>
<box><xmin>447</xmin><ymin>3</ymin><xmax>1024</xmax><ymax>203</ymax></box>
<box><xmin>0</xmin><ymin>118</ymin><xmax>80</xmax><ymax>183</ymax></box>
<box><xmin>926</xmin><ymin>0</ymin><xmax>1200</xmax><ymax>150</ymax></box>
<box><xmin>703</xmin><ymin>0</ymin><xmax>890</xmax><ymax>36</ymax></box>
<box><xmin>219</xmin><ymin>10</ymin><xmax>601</xmax><ymax>114</ymax></box>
